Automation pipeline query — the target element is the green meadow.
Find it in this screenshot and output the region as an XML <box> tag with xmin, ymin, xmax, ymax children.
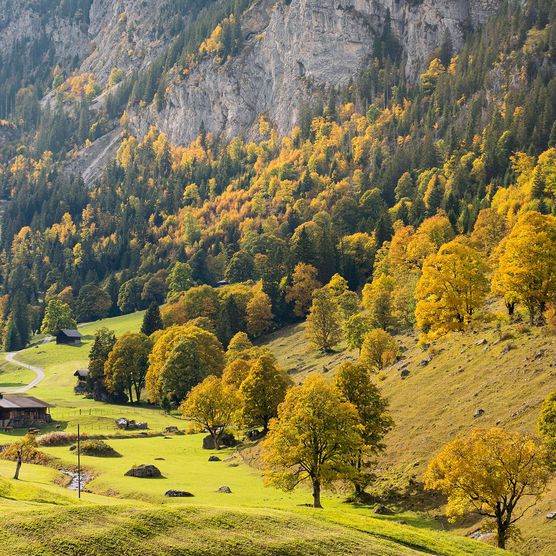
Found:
<box><xmin>0</xmin><ymin>311</ymin><xmax>513</xmax><ymax>555</ymax></box>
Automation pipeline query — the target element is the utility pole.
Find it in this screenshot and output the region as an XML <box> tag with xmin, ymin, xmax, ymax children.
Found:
<box><xmin>77</xmin><ymin>423</ymin><xmax>81</xmax><ymax>499</ymax></box>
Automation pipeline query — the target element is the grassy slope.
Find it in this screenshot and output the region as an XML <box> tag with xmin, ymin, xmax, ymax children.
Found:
<box><xmin>0</xmin><ymin>457</ymin><xmax>507</xmax><ymax>556</ymax></box>
<box><xmin>0</xmin><ymin>359</ymin><xmax>36</xmax><ymax>389</ymax></box>
<box><xmin>0</xmin><ymin>504</ymin><xmax>452</xmax><ymax>556</ymax></box>
<box><xmin>0</xmin><ymin>311</ymin><xmax>518</xmax><ymax>555</ymax></box>
<box><xmin>0</xmin><ymin>311</ymin><xmax>183</xmax><ymax>439</ymax></box>
<box><xmin>265</xmin><ymin>320</ymin><xmax>556</xmax><ymax>555</ymax></box>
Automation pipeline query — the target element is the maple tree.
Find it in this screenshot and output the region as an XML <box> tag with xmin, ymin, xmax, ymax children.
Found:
<box><xmin>424</xmin><ymin>428</ymin><xmax>550</xmax><ymax>549</ymax></box>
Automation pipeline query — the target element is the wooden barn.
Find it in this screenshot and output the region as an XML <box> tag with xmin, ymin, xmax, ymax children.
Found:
<box><xmin>73</xmin><ymin>369</ymin><xmax>89</xmax><ymax>394</ymax></box>
<box><xmin>56</xmin><ymin>328</ymin><xmax>82</xmax><ymax>345</ymax></box>
<box><xmin>0</xmin><ymin>394</ymin><xmax>52</xmax><ymax>430</ymax></box>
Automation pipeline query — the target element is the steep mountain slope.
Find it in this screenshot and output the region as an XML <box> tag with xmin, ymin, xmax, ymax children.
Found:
<box><xmin>263</xmin><ymin>320</ymin><xmax>556</xmax><ymax>555</ymax></box>
<box><xmin>0</xmin><ymin>0</ymin><xmax>502</xmax><ymax>144</ymax></box>
<box><xmin>134</xmin><ymin>0</ymin><xmax>503</xmax><ymax>144</ymax></box>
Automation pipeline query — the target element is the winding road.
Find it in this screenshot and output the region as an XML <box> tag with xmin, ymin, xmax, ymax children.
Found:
<box><xmin>2</xmin><ymin>338</ymin><xmax>50</xmax><ymax>394</ymax></box>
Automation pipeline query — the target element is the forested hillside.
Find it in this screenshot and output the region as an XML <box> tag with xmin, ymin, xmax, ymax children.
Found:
<box><xmin>0</xmin><ymin>2</ymin><xmax>555</xmax><ymax>554</ymax></box>
<box><xmin>0</xmin><ymin>0</ymin><xmax>554</xmax><ymax>350</ymax></box>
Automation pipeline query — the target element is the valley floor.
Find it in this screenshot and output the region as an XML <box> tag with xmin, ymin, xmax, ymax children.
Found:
<box><xmin>0</xmin><ymin>311</ymin><xmax>553</xmax><ymax>555</ymax></box>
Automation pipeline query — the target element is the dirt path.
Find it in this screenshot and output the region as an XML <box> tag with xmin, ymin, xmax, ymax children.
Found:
<box><xmin>2</xmin><ymin>338</ymin><xmax>50</xmax><ymax>393</ymax></box>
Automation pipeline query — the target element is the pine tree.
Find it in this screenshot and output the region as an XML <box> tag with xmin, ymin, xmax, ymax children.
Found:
<box><xmin>3</xmin><ymin>313</ymin><xmax>21</xmax><ymax>352</ymax></box>
<box><xmin>141</xmin><ymin>303</ymin><xmax>163</xmax><ymax>336</ymax></box>
<box><xmin>11</xmin><ymin>293</ymin><xmax>30</xmax><ymax>349</ymax></box>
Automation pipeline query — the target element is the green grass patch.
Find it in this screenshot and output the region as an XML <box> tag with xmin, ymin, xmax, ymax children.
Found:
<box><xmin>0</xmin><ymin>360</ymin><xmax>36</xmax><ymax>389</ymax></box>
<box><xmin>0</xmin><ymin>503</ymin><xmax>508</xmax><ymax>556</ymax></box>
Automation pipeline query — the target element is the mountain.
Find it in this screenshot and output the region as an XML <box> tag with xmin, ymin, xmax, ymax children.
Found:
<box><xmin>2</xmin><ymin>0</ymin><xmax>506</xmax><ymax>151</ymax></box>
<box><xmin>0</xmin><ymin>2</ymin><xmax>555</xmax><ymax>553</ymax></box>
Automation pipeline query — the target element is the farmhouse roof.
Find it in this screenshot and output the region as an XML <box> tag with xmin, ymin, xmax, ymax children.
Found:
<box><xmin>59</xmin><ymin>329</ymin><xmax>82</xmax><ymax>338</ymax></box>
<box><xmin>0</xmin><ymin>395</ymin><xmax>51</xmax><ymax>409</ymax></box>
<box><xmin>74</xmin><ymin>369</ymin><xmax>90</xmax><ymax>378</ymax></box>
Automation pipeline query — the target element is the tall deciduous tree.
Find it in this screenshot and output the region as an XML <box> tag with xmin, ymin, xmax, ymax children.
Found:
<box><xmin>262</xmin><ymin>374</ymin><xmax>363</xmax><ymax>508</ymax></box>
<box><xmin>75</xmin><ymin>284</ymin><xmax>112</xmax><ymax>322</ymax></box>
<box><xmin>286</xmin><ymin>263</ymin><xmax>322</xmax><ymax>317</ymax></box>
<box><xmin>344</xmin><ymin>314</ymin><xmax>373</xmax><ymax>353</ymax></box>
<box><xmin>492</xmin><ymin>211</ymin><xmax>556</xmax><ymax>323</ymax></box>
<box><xmin>146</xmin><ymin>324</ymin><xmax>225</xmax><ymax>405</ymax></box>
<box><xmin>225</xmin><ymin>331</ymin><xmax>253</xmax><ymax>363</ymax></box>
<box><xmin>362</xmin><ymin>274</ymin><xmax>396</xmax><ymax>331</ymax></box>
<box><xmin>87</xmin><ymin>327</ymin><xmax>116</xmax><ymax>401</ymax></box>
<box><xmin>104</xmin><ymin>333</ymin><xmax>152</xmax><ymax>403</ymax></box>
<box><xmin>222</xmin><ymin>358</ymin><xmax>253</xmax><ymax>389</ymax></box>
<box><xmin>305</xmin><ymin>287</ymin><xmax>342</xmax><ymax>352</ymax></box>
<box><xmin>335</xmin><ymin>362</ymin><xmax>393</xmax><ymax>495</ymax></box>
<box><xmin>157</xmin><ymin>339</ymin><xmax>203</xmax><ymax>404</ymax></box>
<box><xmin>246</xmin><ymin>290</ymin><xmax>274</xmax><ymax>338</ymax></box>
<box><xmin>424</xmin><ymin>428</ymin><xmax>550</xmax><ymax>550</ymax></box>
<box><xmin>359</xmin><ymin>329</ymin><xmax>398</xmax><ymax>371</ymax></box>
<box><xmin>180</xmin><ymin>376</ymin><xmax>242</xmax><ymax>449</ymax></box>
<box><xmin>166</xmin><ymin>262</ymin><xmax>194</xmax><ymax>300</ymax></box>
<box><xmin>240</xmin><ymin>355</ymin><xmax>291</xmax><ymax>433</ymax></box>
<box><xmin>40</xmin><ymin>299</ymin><xmax>76</xmax><ymax>335</ymax></box>
<box><xmin>416</xmin><ymin>237</ymin><xmax>489</xmax><ymax>339</ymax></box>
<box><xmin>538</xmin><ymin>390</ymin><xmax>556</xmax><ymax>468</ymax></box>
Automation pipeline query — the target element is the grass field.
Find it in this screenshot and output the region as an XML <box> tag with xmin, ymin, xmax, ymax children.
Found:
<box><xmin>0</xmin><ymin>450</ymin><xmax>508</xmax><ymax>556</ymax></box>
<box><xmin>0</xmin><ymin>311</ymin><xmax>183</xmax><ymax>440</ymax></box>
<box><xmin>0</xmin><ymin>501</ymin><xmax>509</xmax><ymax>556</ymax></box>
<box><xmin>0</xmin><ymin>311</ymin><xmax>548</xmax><ymax>554</ymax></box>
<box><xmin>264</xmin><ymin>319</ymin><xmax>556</xmax><ymax>555</ymax></box>
<box><xmin>0</xmin><ymin>360</ymin><xmax>36</xmax><ymax>389</ymax></box>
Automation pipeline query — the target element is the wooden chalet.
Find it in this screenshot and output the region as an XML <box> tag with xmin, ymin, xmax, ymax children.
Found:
<box><xmin>0</xmin><ymin>394</ymin><xmax>52</xmax><ymax>429</ymax></box>
<box><xmin>56</xmin><ymin>328</ymin><xmax>82</xmax><ymax>344</ymax></box>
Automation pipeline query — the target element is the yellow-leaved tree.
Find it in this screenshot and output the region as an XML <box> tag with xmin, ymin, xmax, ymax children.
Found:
<box><xmin>415</xmin><ymin>236</ymin><xmax>489</xmax><ymax>339</ymax></box>
<box><xmin>334</xmin><ymin>362</ymin><xmax>393</xmax><ymax>496</ymax></box>
<box><xmin>492</xmin><ymin>211</ymin><xmax>556</xmax><ymax>323</ymax></box>
<box><xmin>145</xmin><ymin>324</ymin><xmax>224</xmax><ymax>405</ymax></box>
<box><xmin>104</xmin><ymin>332</ymin><xmax>152</xmax><ymax>403</ymax></box>
<box><xmin>424</xmin><ymin>428</ymin><xmax>549</xmax><ymax>550</ymax></box>
<box><xmin>262</xmin><ymin>374</ymin><xmax>363</xmax><ymax>508</ymax></box>
<box><xmin>246</xmin><ymin>289</ymin><xmax>274</xmax><ymax>338</ymax></box>
<box><xmin>359</xmin><ymin>329</ymin><xmax>398</xmax><ymax>371</ymax></box>
<box><xmin>179</xmin><ymin>375</ymin><xmax>242</xmax><ymax>450</ymax></box>
<box><xmin>286</xmin><ymin>263</ymin><xmax>322</xmax><ymax>317</ymax></box>
<box><xmin>305</xmin><ymin>287</ymin><xmax>342</xmax><ymax>352</ymax></box>
<box><xmin>240</xmin><ymin>355</ymin><xmax>291</xmax><ymax>433</ymax></box>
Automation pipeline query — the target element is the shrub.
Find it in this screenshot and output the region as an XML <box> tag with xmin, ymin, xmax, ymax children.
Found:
<box><xmin>70</xmin><ymin>440</ymin><xmax>120</xmax><ymax>457</ymax></box>
<box><xmin>0</xmin><ymin>435</ymin><xmax>54</xmax><ymax>465</ymax></box>
<box><xmin>37</xmin><ymin>431</ymin><xmax>86</xmax><ymax>447</ymax></box>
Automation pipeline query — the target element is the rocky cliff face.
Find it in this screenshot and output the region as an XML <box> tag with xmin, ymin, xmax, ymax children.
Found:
<box><xmin>0</xmin><ymin>0</ymin><xmax>501</xmax><ymax>148</ymax></box>
<box><xmin>80</xmin><ymin>0</ymin><xmax>183</xmax><ymax>83</ymax></box>
<box><xmin>0</xmin><ymin>0</ymin><xmax>89</xmax><ymax>68</ymax></box>
<box><xmin>132</xmin><ymin>0</ymin><xmax>501</xmax><ymax>146</ymax></box>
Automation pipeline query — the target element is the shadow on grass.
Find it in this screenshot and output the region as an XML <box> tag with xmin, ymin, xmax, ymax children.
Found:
<box><xmin>346</xmin><ymin>481</ymin><xmax>485</xmax><ymax>533</ymax></box>
<box><xmin>349</xmin><ymin>480</ymin><xmax>445</xmax><ymax>513</ymax></box>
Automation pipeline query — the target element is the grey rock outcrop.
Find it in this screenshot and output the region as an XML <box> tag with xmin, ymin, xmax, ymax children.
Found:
<box><xmin>132</xmin><ymin>0</ymin><xmax>501</xmax><ymax>145</ymax></box>
<box><xmin>0</xmin><ymin>0</ymin><xmax>502</xmax><ymax>160</ymax></box>
<box><xmin>125</xmin><ymin>464</ymin><xmax>161</xmax><ymax>478</ymax></box>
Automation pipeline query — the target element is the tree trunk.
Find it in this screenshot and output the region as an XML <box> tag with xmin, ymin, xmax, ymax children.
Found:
<box><xmin>506</xmin><ymin>301</ymin><xmax>515</xmax><ymax>316</ymax></box>
<box><xmin>312</xmin><ymin>478</ymin><xmax>322</xmax><ymax>508</ymax></box>
<box><xmin>212</xmin><ymin>430</ymin><xmax>220</xmax><ymax>450</ymax></box>
<box><xmin>496</xmin><ymin>508</ymin><xmax>507</xmax><ymax>549</ymax></box>
<box><xmin>13</xmin><ymin>447</ymin><xmax>22</xmax><ymax>480</ymax></box>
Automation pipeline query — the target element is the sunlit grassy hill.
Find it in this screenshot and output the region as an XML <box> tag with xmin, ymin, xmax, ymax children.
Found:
<box><xmin>0</xmin><ymin>311</ymin><xmax>550</xmax><ymax>555</ymax></box>
<box><xmin>264</xmin><ymin>320</ymin><xmax>556</xmax><ymax>555</ymax></box>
